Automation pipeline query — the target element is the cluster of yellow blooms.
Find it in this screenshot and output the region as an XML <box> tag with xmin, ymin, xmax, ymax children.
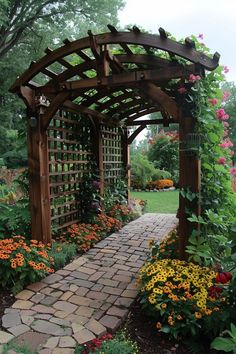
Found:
<box><xmin>139</xmin><ymin>258</ymin><xmax>222</xmax><ymax>330</ymax></box>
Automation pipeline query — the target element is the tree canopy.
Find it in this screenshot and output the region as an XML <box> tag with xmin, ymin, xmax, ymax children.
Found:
<box><xmin>0</xmin><ymin>0</ymin><xmax>124</xmax><ymax>167</ymax></box>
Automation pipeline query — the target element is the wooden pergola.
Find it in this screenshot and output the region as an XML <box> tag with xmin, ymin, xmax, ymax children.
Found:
<box><xmin>10</xmin><ymin>26</ymin><xmax>219</xmax><ymax>258</ymax></box>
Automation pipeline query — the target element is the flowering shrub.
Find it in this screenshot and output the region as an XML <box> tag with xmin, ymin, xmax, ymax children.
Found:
<box><xmin>75</xmin><ymin>332</ymin><xmax>138</xmax><ymax>354</ymax></box>
<box><xmin>95</xmin><ymin>213</ymin><xmax>122</xmax><ymax>233</ymax></box>
<box><xmin>60</xmin><ymin>223</ymin><xmax>103</xmax><ymax>252</ymax></box>
<box><xmin>147</xmin><ymin>179</ymin><xmax>174</xmax><ymax>190</ymax></box>
<box><xmin>0</xmin><ymin>236</ymin><xmax>54</xmax><ymax>293</ymax></box>
<box><xmin>139</xmin><ymin>258</ymin><xmax>222</xmax><ymax>338</ymax></box>
<box><xmin>148</xmin><ymin>230</ymin><xmax>179</xmax><ymax>261</ymax></box>
<box><xmin>108</xmin><ymin>204</ymin><xmax>134</xmax><ymax>224</ymax></box>
<box><xmin>60</xmin><ymin>214</ymin><xmax>122</xmax><ymax>252</ymax></box>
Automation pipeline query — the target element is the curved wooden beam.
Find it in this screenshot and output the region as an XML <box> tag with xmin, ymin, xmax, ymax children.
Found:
<box><xmin>143</xmin><ymin>83</ymin><xmax>180</xmax><ymax>122</ymax></box>
<box><xmin>41</xmin><ymin>92</ymin><xmax>70</xmax><ymax>130</ymax></box>
<box><xmin>44</xmin><ymin>55</ymin><xmax>196</xmax><ymax>87</ymax></box>
<box><xmin>128</xmin><ymin>125</ymin><xmax>146</xmax><ymax>144</ymax></box>
<box><xmin>11</xmin><ymin>31</ymin><xmax>219</xmax><ymax>92</ymax></box>
<box><xmin>41</xmin><ymin>66</ymin><xmax>188</xmax><ymax>94</ymax></box>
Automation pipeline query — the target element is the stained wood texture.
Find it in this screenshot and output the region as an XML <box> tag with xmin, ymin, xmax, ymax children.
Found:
<box><xmin>27</xmin><ymin>110</ymin><xmax>51</xmax><ymax>243</ymax></box>
<box><xmin>10</xmin><ymin>27</ymin><xmax>219</xmax><ymax>245</ymax></box>
<box><xmin>48</xmin><ymin>109</ymin><xmax>94</xmax><ymax>230</ymax></box>
<box><xmin>178</xmin><ymin>115</ymin><xmax>201</xmax><ymax>260</ymax></box>
<box><xmin>101</xmin><ymin>125</ymin><xmax>125</xmax><ymax>186</ymax></box>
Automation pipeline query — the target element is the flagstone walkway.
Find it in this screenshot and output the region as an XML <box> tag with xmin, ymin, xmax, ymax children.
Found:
<box><xmin>0</xmin><ymin>213</ymin><xmax>178</xmax><ymax>353</ymax></box>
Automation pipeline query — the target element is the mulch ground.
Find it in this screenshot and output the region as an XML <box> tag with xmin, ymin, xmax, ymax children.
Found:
<box><xmin>0</xmin><ymin>287</ymin><xmax>15</xmax><ymax>330</ymax></box>
<box><xmin>125</xmin><ymin>300</ymin><xmax>185</xmax><ymax>354</ymax></box>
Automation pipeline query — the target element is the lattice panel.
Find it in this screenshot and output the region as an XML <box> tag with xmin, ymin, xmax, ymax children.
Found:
<box><xmin>47</xmin><ymin>110</ymin><xmax>94</xmax><ymax>230</ymax></box>
<box><xmin>101</xmin><ymin>126</ymin><xmax>125</xmax><ymax>185</ymax></box>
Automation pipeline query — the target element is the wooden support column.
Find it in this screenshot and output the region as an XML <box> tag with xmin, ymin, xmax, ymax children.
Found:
<box><xmin>122</xmin><ymin>128</ymin><xmax>130</xmax><ymax>201</ymax></box>
<box><xmin>178</xmin><ymin>114</ymin><xmax>201</xmax><ymax>260</ymax></box>
<box><xmin>91</xmin><ymin>119</ymin><xmax>104</xmax><ymax>195</ymax></box>
<box><xmin>27</xmin><ymin>96</ymin><xmax>51</xmax><ymax>243</ymax></box>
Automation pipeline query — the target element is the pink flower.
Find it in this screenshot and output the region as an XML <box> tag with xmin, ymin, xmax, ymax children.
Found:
<box><xmin>219</xmin><ymin>142</ymin><xmax>228</xmax><ymax>148</ymax></box>
<box><xmin>216</xmin><ymin>108</ymin><xmax>229</xmax><ymax>121</ymax></box>
<box><xmin>230</xmin><ymin>150</ymin><xmax>235</xmax><ymax>156</ymax></box>
<box><xmin>208</xmin><ymin>98</ymin><xmax>218</xmax><ymax>106</ymax></box>
<box><xmin>223</xmin><ymin>129</ymin><xmax>229</xmax><ymax>137</ymax></box>
<box><xmin>222</xmin><ymin>91</ymin><xmax>230</xmax><ymax>101</ymax></box>
<box><xmin>223</xmin><ymin>121</ymin><xmax>229</xmax><ymax>128</ymax></box>
<box><xmin>230</xmin><ymin>167</ymin><xmax>236</xmax><ymax>175</ymax></box>
<box><xmin>219</xmin><ymin>138</ymin><xmax>234</xmax><ymax>148</ymax></box>
<box><xmin>198</xmin><ymin>34</ymin><xmax>204</xmax><ymax>40</ymax></box>
<box><xmin>223</xmin><ymin>66</ymin><xmax>229</xmax><ymax>73</ymax></box>
<box><xmin>218</xmin><ymin>157</ymin><xmax>226</xmax><ymax>165</ymax></box>
<box><xmin>178</xmin><ymin>87</ymin><xmax>187</xmax><ymax>94</ymax></box>
<box><xmin>189</xmin><ymin>74</ymin><xmax>201</xmax><ymax>83</ymax></box>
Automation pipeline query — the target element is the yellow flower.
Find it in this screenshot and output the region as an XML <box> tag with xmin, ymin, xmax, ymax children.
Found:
<box><xmin>195</xmin><ymin>312</ymin><xmax>202</xmax><ymax>319</ymax></box>
<box><xmin>153</xmin><ymin>288</ymin><xmax>163</xmax><ymax>295</ymax></box>
<box><xmin>156</xmin><ymin>322</ymin><xmax>162</xmax><ymax>329</ymax></box>
<box><xmin>161</xmin><ymin>303</ymin><xmax>167</xmax><ymax>309</ymax></box>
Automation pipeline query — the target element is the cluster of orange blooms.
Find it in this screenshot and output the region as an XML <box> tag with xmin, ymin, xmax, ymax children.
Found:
<box><xmin>96</xmin><ymin>213</ymin><xmax>122</xmax><ymax>232</ymax></box>
<box><xmin>60</xmin><ymin>223</ymin><xmax>102</xmax><ymax>252</ymax></box>
<box><xmin>60</xmin><ymin>214</ymin><xmax>122</xmax><ymax>252</ymax></box>
<box><xmin>0</xmin><ymin>236</ymin><xmax>54</xmax><ymax>273</ymax></box>
<box><xmin>147</xmin><ymin>179</ymin><xmax>174</xmax><ymax>190</ymax></box>
<box><xmin>108</xmin><ymin>204</ymin><xmax>133</xmax><ymax>223</ymax></box>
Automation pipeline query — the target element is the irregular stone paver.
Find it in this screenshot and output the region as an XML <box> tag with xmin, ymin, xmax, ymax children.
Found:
<box><xmin>31</xmin><ymin>320</ymin><xmax>70</xmax><ymax>336</ymax></box>
<box><xmin>0</xmin><ymin>330</ymin><xmax>14</xmax><ymax>344</ymax></box>
<box><xmin>58</xmin><ymin>336</ymin><xmax>76</xmax><ymax>348</ymax></box>
<box><xmin>1</xmin><ymin>214</ymin><xmax>177</xmax><ymax>352</ymax></box>
<box><xmin>73</xmin><ymin>328</ymin><xmax>96</xmax><ymax>344</ymax></box>
<box><xmin>85</xmin><ymin>319</ymin><xmax>106</xmax><ymax>337</ymax></box>
<box><xmin>44</xmin><ymin>336</ymin><xmax>60</xmax><ymax>349</ymax></box>
<box><xmin>8</xmin><ymin>324</ymin><xmax>30</xmax><ymax>336</ymax></box>
<box><xmin>13</xmin><ymin>331</ymin><xmax>50</xmax><ymax>351</ymax></box>
<box><xmin>99</xmin><ymin>315</ymin><xmax>121</xmax><ymax>332</ymax></box>
<box><xmin>2</xmin><ymin>312</ymin><xmax>21</xmax><ymax>328</ymax></box>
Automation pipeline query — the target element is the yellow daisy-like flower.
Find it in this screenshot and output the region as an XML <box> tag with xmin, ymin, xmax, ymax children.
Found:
<box><xmin>153</xmin><ymin>288</ymin><xmax>163</xmax><ymax>295</ymax></box>
<box><xmin>195</xmin><ymin>312</ymin><xmax>202</xmax><ymax>319</ymax></box>
<box><xmin>156</xmin><ymin>322</ymin><xmax>162</xmax><ymax>329</ymax></box>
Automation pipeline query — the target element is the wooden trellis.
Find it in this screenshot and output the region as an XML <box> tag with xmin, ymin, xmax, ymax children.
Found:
<box><xmin>48</xmin><ymin>109</ymin><xmax>94</xmax><ymax>230</ymax></box>
<box><xmin>10</xmin><ymin>26</ymin><xmax>220</xmax><ymax>258</ymax></box>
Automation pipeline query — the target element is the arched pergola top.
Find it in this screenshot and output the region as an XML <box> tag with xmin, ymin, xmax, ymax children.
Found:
<box><xmin>10</xmin><ymin>25</ymin><xmax>220</xmax><ymax>254</ymax></box>
<box><xmin>11</xmin><ymin>25</ymin><xmax>220</xmax><ymax>129</ymax></box>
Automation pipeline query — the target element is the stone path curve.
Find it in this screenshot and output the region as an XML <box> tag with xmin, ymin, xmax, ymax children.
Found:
<box><xmin>0</xmin><ymin>213</ymin><xmax>177</xmax><ymax>353</ymax></box>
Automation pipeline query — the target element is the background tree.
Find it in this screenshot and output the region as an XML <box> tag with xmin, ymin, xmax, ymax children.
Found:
<box><xmin>147</xmin><ymin>131</ymin><xmax>179</xmax><ymax>183</ymax></box>
<box><xmin>0</xmin><ymin>0</ymin><xmax>124</xmax><ymax>167</ymax></box>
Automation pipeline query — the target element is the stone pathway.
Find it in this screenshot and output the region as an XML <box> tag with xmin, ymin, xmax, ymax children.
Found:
<box><xmin>0</xmin><ymin>213</ymin><xmax>177</xmax><ymax>353</ymax></box>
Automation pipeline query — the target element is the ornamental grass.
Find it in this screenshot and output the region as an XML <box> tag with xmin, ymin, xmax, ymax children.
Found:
<box><xmin>0</xmin><ymin>235</ymin><xmax>54</xmax><ymax>293</ymax></box>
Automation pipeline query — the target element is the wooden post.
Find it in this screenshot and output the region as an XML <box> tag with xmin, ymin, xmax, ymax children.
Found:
<box><xmin>27</xmin><ymin>97</ymin><xmax>51</xmax><ymax>243</ymax></box>
<box><xmin>122</xmin><ymin>128</ymin><xmax>130</xmax><ymax>201</ymax></box>
<box><xmin>178</xmin><ymin>115</ymin><xmax>201</xmax><ymax>259</ymax></box>
<box><xmin>91</xmin><ymin>120</ymin><xmax>104</xmax><ymax>195</ymax></box>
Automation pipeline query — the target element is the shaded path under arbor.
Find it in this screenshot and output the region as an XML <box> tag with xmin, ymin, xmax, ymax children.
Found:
<box><xmin>1</xmin><ymin>213</ymin><xmax>177</xmax><ymax>353</ymax></box>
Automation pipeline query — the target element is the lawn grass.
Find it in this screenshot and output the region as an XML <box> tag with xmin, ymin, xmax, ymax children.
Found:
<box><xmin>131</xmin><ymin>190</ymin><xmax>179</xmax><ymax>214</ymax></box>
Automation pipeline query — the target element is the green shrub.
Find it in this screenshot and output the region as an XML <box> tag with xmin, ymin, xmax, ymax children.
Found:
<box><xmin>0</xmin><ymin>236</ymin><xmax>54</xmax><ymax>294</ymax></box>
<box><xmin>49</xmin><ymin>242</ymin><xmax>77</xmax><ymax>270</ymax></box>
<box><xmin>75</xmin><ymin>332</ymin><xmax>138</xmax><ymax>354</ymax></box>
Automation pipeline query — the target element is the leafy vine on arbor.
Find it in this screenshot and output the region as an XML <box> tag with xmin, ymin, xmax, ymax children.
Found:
<box><xmin>183</xmin><ymin>37</ymin><xmax>236</xmax><ymax>234</ymax></box>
